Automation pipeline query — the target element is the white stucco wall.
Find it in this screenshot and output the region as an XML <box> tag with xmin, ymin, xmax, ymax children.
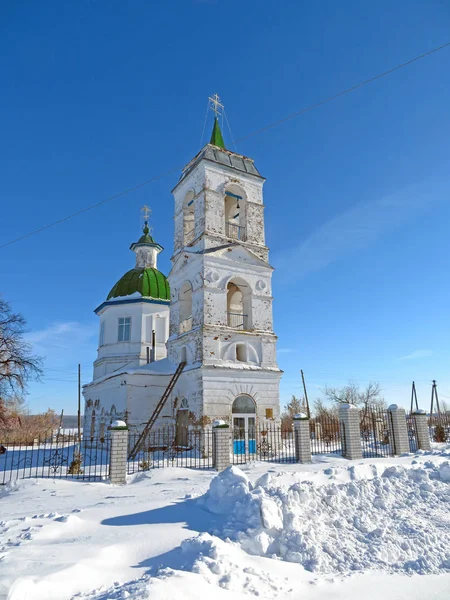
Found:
<box><xmin>93</xmin><ymin>300</ymin><xmax>170</xmax><ymax>380</ymax></box>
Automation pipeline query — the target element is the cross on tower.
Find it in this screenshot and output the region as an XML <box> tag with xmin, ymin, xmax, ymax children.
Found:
<box><xmin>208</xmin><ymin>93</ymin><xmax>224</xmax><ymax>118</ymax></box>
<box><xmin>140</xmin><ymin>205</ymin><xmax>152</xmax><ymax>233</ymax></box>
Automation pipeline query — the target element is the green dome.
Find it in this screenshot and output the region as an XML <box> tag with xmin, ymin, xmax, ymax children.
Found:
<box><xmin>107</xmin><ymin>267</ymin><xmax>170</xmax><ymax>301</ymax></box>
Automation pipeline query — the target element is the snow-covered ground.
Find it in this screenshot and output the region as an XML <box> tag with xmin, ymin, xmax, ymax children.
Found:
<box><xmin>1</xmin><ymin>448</ymin><xmax>450</xmax><ymax>600</ymax></box>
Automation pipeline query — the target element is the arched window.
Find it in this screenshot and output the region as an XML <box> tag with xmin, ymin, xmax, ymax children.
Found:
<box><xmin>99</xmin><ymin>409</ymin><xmax>105</xmax><ymax>441</ymax></box>
<box><xmin>227</xmin><ymin>278</ymin><xmax>251</xmax><ymax>330</ymax></box>
<box><xmin>90</xmin><ymin>410</ymin><xmax>96</xmax><ymax>440</ymax></box>
<box><xmin>224</xmin><ymin>186</ymin><xmax>246</xmax><ymax>241</ymax></box>
<box><xmin>183</xmin><ymin>191</ymin><xmax>195</xmax><ymax>245</ymax></box>
<box><xmin>236</xmin><ymin>343</ymin><xmax>247</xmax><ymax>362</ymax></box>
<box><xmin>179</xmin><ymin>282</ymin><xmax>193</xmax><ymax>333</ymax></box>
<box><xmin>180</xmin><ymin>397</ymin><xmax>189</xmax><ymax>409</ymax></box>
<box><xmin>232</xmin><ymin>395</ymin><xmax>256</xmax><ymax>414</ymax></box>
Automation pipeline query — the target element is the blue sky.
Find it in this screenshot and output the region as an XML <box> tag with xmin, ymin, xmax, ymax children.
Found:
<box><xmin>1</xmin><ymin>1</ymin><xmax>450</xmax><ymax>414</ymax></box>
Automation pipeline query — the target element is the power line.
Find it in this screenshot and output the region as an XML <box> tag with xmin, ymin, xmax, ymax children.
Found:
<box><xmin>1</xmin><ymin>40</ymin><xmax>449</xmax><ymax>251</ymax></box>
<box><xmin>0</xmin><ymin>165</ymin><xmax>182</xmax><ymax>250</ymax></box>
<box><xmin>235</xmin><ymin>40</ymin><xmax>450</xmax><ymax>143</ymax></box>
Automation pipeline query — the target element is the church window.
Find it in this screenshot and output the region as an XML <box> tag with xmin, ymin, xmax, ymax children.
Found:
<box><xmin>225</xmin><ymin>188</ymin><xmax>246</xmax><ymax>241</ymax></box>
<box><xmin>90</xmin><ymin>410</ymin><xmax>96</xmax><ymax>440</ymax></box>
<box><xmin>99</xmin><ymin>322</ymin><xmax>105</xmax><ymax>347</ymax></box>
<box><xmin>183</xmin><ymin>191</ymin><xmax>195</xmax><ymax>245</ymax></box>
<box><xmin>232</xmin><ymin>394</ymin><xmax>256</xmax><ymax>414</ymax></box>
<box><xmin>179</xmin><ymin>282</ymin><xmax>193</xmax><ymax>333</ymax></box>
<box><xmin>118</xmin><ymin>317</ymin><xmax>131</xmax><ymax>342</ymax></box>
<box><xmin>180</xmin><ymin>397</ymin><xmax>189</xmax><ymax>409</ymax></box>
<box><xmin>227</xmin><ymin>278</ymin><xmax>251</xmax><ymax>330</ymax></box>
<box><xmin>236</xmin><ymin>343</ymin><xmax>247</xmax><ymax>362</ymax></box>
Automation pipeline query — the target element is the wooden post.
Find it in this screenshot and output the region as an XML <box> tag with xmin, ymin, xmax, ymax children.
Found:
<box><xmin>77</xmin><ymin>364</ymin><xmax>81</xmax><ymax>442</ymax></box>
<box><xmin>301</xmin><ymin>369</ymin><xmax>311</xmax><ymax>419</ymax></box>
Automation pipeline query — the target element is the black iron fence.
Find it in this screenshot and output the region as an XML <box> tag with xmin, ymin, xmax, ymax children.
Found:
<box><xmin>309</xmin><ymin>415</ymin><xmax>342</xmax><ymax>455</ymax></box>
<box><xmin>360</xmin><ymin>407</ymin><xmax>394</xmax><ymax>458</ymax></box>
<box><xmin>406</xmin><ymin>412</ymin><xmax>419</xmax><ymax>453</ymax></box>
<box><xmin>127</xmin><ymin>426</ymin><xmax>214</xmax><ymax>473</ymax></box>
<box><xmin>0</xmin><ymin>432</ymin><xmax>110</xmax><ymax>484</ymax></box>
<box><xmin>429</xmin><ymin>412</ymin><xmax>450</xmax><ymax>443</ymax></box>
<box><xmin>232</xmin><ymin>424</ymin><xmax>296</xmax><ymax>465</ymax></box>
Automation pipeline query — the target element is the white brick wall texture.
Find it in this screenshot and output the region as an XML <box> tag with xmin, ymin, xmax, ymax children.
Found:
<box><xmin>339</xmin><ymin>404</ymin><xmax>363</xmax><ymax>461</ymax></box>
<box><xmin>293</xmin><ymin>419</ymin><xmax>311</xmax><ymax>464</ymax></box>
<box><xmin>109</xmin><ymin>428</ymin><xmax>128</xmax><ymax>485</ymax></box>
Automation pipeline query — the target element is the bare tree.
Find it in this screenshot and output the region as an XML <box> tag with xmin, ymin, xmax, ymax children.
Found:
<box><xmin>322</xmin><ymin>381</ymin><xmax>385</xmax><ymax>411</ymax></box>
<box><xmin>313</xmin><ymin>397</ymin><xmax>338</xmax><ymax>418</ymax></box>
<box><xmin>0</xmin><ymin>298</ymin><xmax>43</xmax><ymax>399</ymax></box>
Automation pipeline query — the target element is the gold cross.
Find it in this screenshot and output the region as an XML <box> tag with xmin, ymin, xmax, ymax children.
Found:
<box><xmin>208</xmin><ymin>93</ymin><xmax>223</xmax><ymax>117</ymax></box>
<box><xmin>141</xmin><ymin>205</ymin><xmax>151</xmax><ymax>222</ymax></box>
<box><xmin>140</xmin><ymin>205</ymin><xmax>153</xmax><ymax>233</ymax></box>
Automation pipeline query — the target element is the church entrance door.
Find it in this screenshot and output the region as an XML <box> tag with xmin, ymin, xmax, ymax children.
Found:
<box><xmin>232</xmin><ymin>414</ymin><xmax>256</xmax><ymax>455</ymax></box>
<box><xmin>232</xmin><ymin>395</ymin><xmax>257</xmax><ymax>456</ymax></box>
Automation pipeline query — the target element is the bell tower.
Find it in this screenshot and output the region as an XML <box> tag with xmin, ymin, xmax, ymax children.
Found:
<box><xmin>168</xmin><ymin>96</ymin><xmax>281</xmax><ymax>424</ymax></box>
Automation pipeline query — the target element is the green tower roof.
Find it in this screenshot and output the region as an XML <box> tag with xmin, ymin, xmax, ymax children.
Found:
<box><xmin>107</xmin><ymin>267</ymin><xmax>170</xmax><ymax>301</ymax></box>
<box><xmin>136</xmin><ymin>222</ymin><xmax>155</xmax><ymax>244</ymax></box>
<box><xmin>210</xmin><ymin>117</ymin><xmax>225</xmax><ymax>149</ymax></box>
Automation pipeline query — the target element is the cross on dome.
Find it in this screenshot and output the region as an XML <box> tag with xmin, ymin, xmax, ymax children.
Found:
<box><xmin>208</xmin><ymin>93</ymin><xmax>223</xmax><ymax>118</ymax></box>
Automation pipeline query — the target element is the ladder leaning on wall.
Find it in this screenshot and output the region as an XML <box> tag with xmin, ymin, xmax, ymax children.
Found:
<box><xmin>127</xmin><ymin>361</ymin><xmax>186</xmax><ymax>460</ymax></box>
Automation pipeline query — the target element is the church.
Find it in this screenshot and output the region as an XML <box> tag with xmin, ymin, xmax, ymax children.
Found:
<box><xmin>83</xmin><ymin>99</ymin><xmax>282</xmax><ymax>445</ymax></box>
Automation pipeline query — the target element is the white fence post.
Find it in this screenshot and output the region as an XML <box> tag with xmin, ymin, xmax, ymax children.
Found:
<box><xmin>212</xmin><ymin>421</ymin><xmax>231</xmax><ymax>471</ymax></box>
<box><xmin>293</xmin><ymin>414</ymin><xmax>312</xmax><ymax>463</ymax></box>
<box><xmin>412</xmin><ymin>409</ymin><xmax>431</xmax><ymax>451</ymax></box>
<box><xmin>109</xmin><ymin>420</ymin><xmax>128</xmax><ymax>485</ymax></box>
<box><xmin>339</xmin><ymin>404</ymin><xmax>362</xmax><ymax>460</ymax></box>
<box><xmin>387</xmin><ymin>405</ymin><xmax>410</xmax><ymax>455</ymax></box>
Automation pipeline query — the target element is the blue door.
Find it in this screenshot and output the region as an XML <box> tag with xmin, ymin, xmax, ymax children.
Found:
<box><xmin>233</xmin><ymin>416</ymin><xmax>256</xmax><ymax>455</ymax></box>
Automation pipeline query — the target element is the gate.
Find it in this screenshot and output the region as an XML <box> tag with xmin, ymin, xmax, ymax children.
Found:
<box><xmin>0</xmin><ymin>432</ymin><xmax>110</xmax><ymax>485</ymax></box>
<box><xmin>309</xmin><ymin>415</ymin><xmax>342</xmax><ymax>455</ymax></box>
<box><xmin>232</xmin><ymin>424</ymin><xmax>296</xmax><ymax>465</ymax></box>
<box><xmin>127</xmin><ymin>426</ymin><xmax>214</xmax><ymax>473</ymax></box>
<box><xmin>360</xmin><ymin>407</ymin><xmax>393</xmax><ymax>458</ymax></box>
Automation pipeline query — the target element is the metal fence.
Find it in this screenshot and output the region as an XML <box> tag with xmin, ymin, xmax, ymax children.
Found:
<box><xmin>428</xmin><ymin>413</ymin><xmax>450</xmax><ymax>443</ymax></box>
<box><xmin>0</xmin><ymin>432</ymin><xmax>110</xmax><ymax>484</ymax></box>
<box><xmin>127</xmin><ymin>426</ymin><xmax>214</xmax><ymax>473</ymax></box>
<box><xmin>406</xmin><ymin>412</ymin><xmax>419</xmax><ymax>453</ymax></box>
<box><xmin>232</xmin><ymin>425</ymin><xmax>296</xmax><ymax>465</ymax></box>
<box><xmin>360</xmin><ymin>407</ymin><xmax>394</xmax><ymax>458</ymax></box>
<box><xmin>310</xmin><ymin>415</ymin><xmax>342</xmax><ymax>455</ymax></box>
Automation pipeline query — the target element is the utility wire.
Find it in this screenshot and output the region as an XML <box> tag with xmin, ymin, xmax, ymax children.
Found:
<box><xmin>0</xmin><ymin>165</ymin><xmax>182</xmax><ymax>250</ymax></box>
<box><xmin>1</xmin><ymin>40</ymin><xmax>449</xmax><ymax>251</ymax></box>
<box><xmin>235</xmin><ymin>40</ymin><xmax>450</xmax><ymax>143</ymax></box>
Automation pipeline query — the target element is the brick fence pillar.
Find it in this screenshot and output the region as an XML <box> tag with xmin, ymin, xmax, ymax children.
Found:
<box><xmin>293</xmin><ymin>413</ymin><xmax>312</xmax><ymax>463</ymax></box>
<box><xmin>387</xmin><ymin>404</ymin><xmax>410</xmax><ymax>455</ymax></box>
<box><xmin>339</xmin><ymin>404</ymin><xmax>362</xmax><ymax>460</ymax></box>
<box><xmin>412</xmin><ymin>409</ymin><xmax>431</xmax><ymax>451</ymax></box>
<box><xmin>212</xmin><ymin>420</ymin><xmax>231</xmax><ymax>471</ymax></box>
<box><xmin>109</xmin><ymin>420</ymin><xmax>128</xmax><ymax>485</ymax></box>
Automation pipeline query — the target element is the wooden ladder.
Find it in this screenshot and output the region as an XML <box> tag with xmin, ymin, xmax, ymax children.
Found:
<box><xmin>127</xmin><ymin>361</ymin><xmax>186</xmax><ymax>460</ymax></box>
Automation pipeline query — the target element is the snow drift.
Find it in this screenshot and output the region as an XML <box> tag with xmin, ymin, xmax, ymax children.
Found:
<box><xmin>203</xmin><ymin>463</ymin><xmax>450</xmax><ymax>575</ymax></box>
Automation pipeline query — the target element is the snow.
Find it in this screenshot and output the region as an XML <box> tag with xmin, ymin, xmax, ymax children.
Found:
<box><xmin>1</xmin><ymin>449</ymin><xmax>450</xmax><ymax>600</ymax></box>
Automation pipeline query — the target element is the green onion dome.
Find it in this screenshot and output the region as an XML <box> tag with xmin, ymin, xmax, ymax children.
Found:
<box><xmin>107</xmin><ymin>267</ymin><xmax>170</xmax><ymax>301</ymax></box>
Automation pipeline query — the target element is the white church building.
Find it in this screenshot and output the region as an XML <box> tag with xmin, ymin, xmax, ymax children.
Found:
<box><xmin>83</xmin><ymin>107</ymin><xmax>282</xmax><ymax>443</ymax></box>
